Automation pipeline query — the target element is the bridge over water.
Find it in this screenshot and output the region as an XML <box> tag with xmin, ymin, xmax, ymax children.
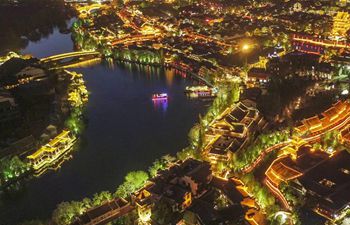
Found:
<box><xmin>40</xmin><ymin>51</ymin><xmax>102</xmax><ymax>69</ymax></box>
<box><xmin>40</xmin><ymin>51</ymin><xmax>101</xmax><ymax>63</ymax></box>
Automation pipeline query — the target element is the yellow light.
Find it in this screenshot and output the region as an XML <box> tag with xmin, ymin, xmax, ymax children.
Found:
<box><xmin>242</xmin><ymin>44</ymin><xmax>250</xmax><ymax>52</ymax></box>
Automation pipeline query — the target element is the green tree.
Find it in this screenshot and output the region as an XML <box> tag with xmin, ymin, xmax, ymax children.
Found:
<box><xmin>92</xmin><ymin>191</ymin><xmax>112</xmax><ymax>206</ymax></box>
<box><xmin>52</xmin><ymin>201</ymin><xmax>84</xmax><ymax>225</ymax></box>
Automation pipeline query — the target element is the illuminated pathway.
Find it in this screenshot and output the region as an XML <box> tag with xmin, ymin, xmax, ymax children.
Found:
<box><xmin>241</xmin><ymin>141</ymin><xmax>290</xmax><ymax>174</ymax></box>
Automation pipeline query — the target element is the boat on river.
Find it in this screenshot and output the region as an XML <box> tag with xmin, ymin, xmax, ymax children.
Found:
<box><xmin>185</xmin><ymin>86</ymin><xmax>217</xmax><ymax>99</ymax></box>
<box><xmin>152</xmin><ymin>93</ymin><xmax>168</xmax><ymax>101</ymax></box>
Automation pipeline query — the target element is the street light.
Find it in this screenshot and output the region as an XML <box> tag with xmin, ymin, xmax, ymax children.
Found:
<box><xmin>274</xmin><ymin>211</ymin><xmax>292</xmax><ymax>224</ymax></box>
<box><xmin>242</xmin><ymin>44</ymin><xmax>250</xmax><ymax>52</ymax></box>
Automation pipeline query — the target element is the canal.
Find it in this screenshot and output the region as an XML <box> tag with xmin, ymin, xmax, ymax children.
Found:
<box><xmin>0</xmin><ymin>19</ymin><xmax>208</xmax><ymax>224</ymax></box>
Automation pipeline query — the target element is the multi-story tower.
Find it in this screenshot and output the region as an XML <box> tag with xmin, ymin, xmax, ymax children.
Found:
<box><xmin>331</xmin><ymin>12</ymin><xmax>350</xmax><ymax>38</ymax></box>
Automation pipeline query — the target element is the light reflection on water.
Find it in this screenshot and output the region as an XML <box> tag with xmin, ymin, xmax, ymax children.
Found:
<box><xmin>153</xmin><ymin>99</ymin><xmax>169</xmax><ymax>112</ymax></box>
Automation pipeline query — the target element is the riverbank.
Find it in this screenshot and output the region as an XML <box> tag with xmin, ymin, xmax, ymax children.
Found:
<box><xmin>0</xmin><ymin>55</ymin><xmax>88</xmax><ymax>187</ymax></box>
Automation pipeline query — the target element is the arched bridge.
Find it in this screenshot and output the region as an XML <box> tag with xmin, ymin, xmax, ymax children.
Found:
<box><xmin>77</xmin><ymin>3</ymin><xmax>108</xmax><ymax>15</ymax></box>
<box><xmin>40</xmin><ymin>51</ymin><xmax>101</xmax><ymax>63</ymax></box>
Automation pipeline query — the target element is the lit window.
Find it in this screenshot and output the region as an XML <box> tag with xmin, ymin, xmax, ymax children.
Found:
<box><xmin>340</xmin><ymin>168</ymin><xmax>350</xmax><ymax>175</ymax></box>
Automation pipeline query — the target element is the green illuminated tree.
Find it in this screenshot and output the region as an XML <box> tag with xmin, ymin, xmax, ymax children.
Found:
<box><xmin>92</xmin><ymin>191</ymin><xmax>113</xmax><ymax>206</ymax></box>
<box><xmin>115</xmin><ymin>171</ymin><xmax>149</xmax><ymax>198</ymax></box>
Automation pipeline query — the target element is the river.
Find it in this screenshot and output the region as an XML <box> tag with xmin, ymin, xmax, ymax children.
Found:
<box><xmin>0</xmin><ymin>19</ymin><xmax>208</xmax><ymax>225</ymax></box>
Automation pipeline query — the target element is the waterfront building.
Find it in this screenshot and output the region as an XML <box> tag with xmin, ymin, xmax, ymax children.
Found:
<box><xmin>132</xmin><ymin>159</ymin><xmax>212</xmax><ymax>222</ymax></box>
<box><xmin>133</xmin><ymin>189</ymin><xmax>154</xmax><ymax>223</ymax></box>
<box><xmin>27</xmin><ymin>130</ymin><xmax>76</xmax><ymax>174</ymax></box>
<box><xmin>72</xmin><ymin>198</ymin><xmax>131</xmax><ymax>225</ymax></box>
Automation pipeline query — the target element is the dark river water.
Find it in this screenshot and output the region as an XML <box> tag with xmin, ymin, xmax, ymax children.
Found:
<box><xmin>0</xmin><ymin>19</ymin><xmax>208</xmax><ymax>225</ymax></box>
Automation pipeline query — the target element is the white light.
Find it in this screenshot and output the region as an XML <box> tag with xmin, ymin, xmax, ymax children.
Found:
<box><xmin>342</xmin><ymin>89</ymin><xmax>349</xmax><ymax>95</ymax></box>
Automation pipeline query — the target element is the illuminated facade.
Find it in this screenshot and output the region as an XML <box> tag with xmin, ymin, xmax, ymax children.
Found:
<box><xmin>27</xmin><ymin>130</ymin><xmax>76</xmax><ymax>174</ymax></box>
<box><xmin>133</xmin><ymin>189</ymin><xmax>154</xmax><ymax>223</ymax></box>
<box><xmin>341</xmin><ymin>125</ymin><xmax>350</xmax><ymax>146</ymax></box>
<box><xmin>295</xmin><ymin>100</ymin><xmax>350</xmax><ymax>135</ymax></box>
<box><xmin>247</xmin><ymin>68</ymin><xmax>270</xmax><ymax>87</ymax></box>
<box><xmin>72</xmin><ymin>198</ymin><xmax>131</xmax><ymax>225</ymax></box>
<box><xmin>207</xmin><ymin>102</ymin><xmax>264</xmax><ymax>164</ymax></box>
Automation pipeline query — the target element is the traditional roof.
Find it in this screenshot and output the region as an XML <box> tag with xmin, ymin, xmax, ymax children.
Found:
<box><xmin>27</xmin><ymin>130</ymin><xmax>71</xmax><ymax>159</ymax></box>
<box><xmin>302</xmin><ymin>116</ymin><xmax>322</xmax><ymax>130</ymax></box>
<box><xmin>300</xmin><ymin>151</ymin><xmax>350</xmax><ymax>213</ymax></box>
<box><xmin>164</xmin><ymin>185</ymin><xmax>189</xmax><ymax>204</ymax></box>
<box><xmin>266</xmin><ymin>156</ymin><xmax>303</xmax><ymax>186</ymax></box>
<box><xmin>185</xmin><ymin>161</ymin><xmax>211</xmax><ymax>185</ymax></box>
<box><xmin>77</xmin><ymin>198</ymin><xmax>128</xmax><ymax>224</ymax></box>
<box><xmin>341</xmin><ymin>126</ymin><xmax>350</xmax><ymax>143</ymax></box>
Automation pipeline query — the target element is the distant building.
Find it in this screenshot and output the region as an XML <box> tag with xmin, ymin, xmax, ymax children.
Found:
<box><xmin>3</xmin><ymin>66</ymin><xmax>48</xmax><ymax>90</ymax></box>
<box><xmin>292</xmin><ymin>2</ymin><xmax>302</xmax><ymax>12</ymax></box>
<box><xmin>338</xmin><ymin>0</ymin><xmax>350</xmax><ymax>6</ymax></box>
<box><xmin>292</xmin><ymin>41</ymin><xmax>325</xmax><ymax>55</ymax></box>
<box><xmin>267</xmin><ymin>51</ymin><xmax>334</xmax><ymax>80</ymax></box>
<box><xmin>247</xmin><ymin>68</ymin><xmax>270</xmax><ymax>87</ymax></box>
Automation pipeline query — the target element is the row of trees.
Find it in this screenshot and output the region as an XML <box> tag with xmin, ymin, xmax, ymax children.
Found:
<box><xmin>241</xmin><ymin>173</ymin><xmax>302</xmax><ymax>225</ymax></box>
<box><xmin>51</xmin><ymin>170</ymin><xmax>148</xmax><ymax>225</ymax></box>
<box><xmin>279</xmin><ymin>181</ymin><xmax>304</xmax><ymax>209</ymax></box>
<box><xmin>52</xmin><ymin>190</ymin><xmax>115</xmax><ymax>225</ymax></box>
<box><xmin>51</xmin><ymin>153</ymin><xmax>178</xmax><ymax>225</ymax></box>
<box><xmin>65</xmin><ymin>106</ymin><xmax>85</xmax><ymax>136</ymax></box>
<box><xmin>231</xmin><ymin>130</ymin><xmax>290</xmax><ymax>171</ymax></box>
<box><xmin>112</xmin><ymin>49</ymin><xmax>163</xmax><ymax>65</ymax></box>
<box><xmin>178</xmin><ymin>82</ymin><xmax>240</xmax><ymax>161</ymax></box>
<box><xmin>241</xmin><ymin>173</ymin><xmax>280</xmax><ymax>220</ymax></box>
<box><xmin>148</xmin><ymin>154</ymin><xmax>176</xmax><ymax>178</ymax></box>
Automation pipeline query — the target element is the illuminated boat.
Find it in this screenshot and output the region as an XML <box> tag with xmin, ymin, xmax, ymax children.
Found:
<box><xmin>152</xmin><ymin>93</ymin><xmax>168</xmax><ymax>100</ymax></box>
<box><xmin>185</xmin><ymin>86</ymin><xmax>217</xmax><ymax>98</ymax></box>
